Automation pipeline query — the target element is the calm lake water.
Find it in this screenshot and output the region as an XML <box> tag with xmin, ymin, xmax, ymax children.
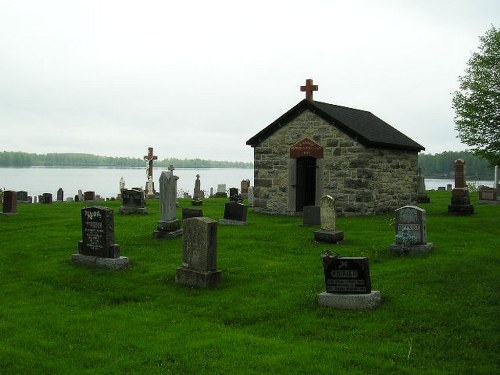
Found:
<box><xmin>0</xmin><ymin>167</ymin><xmax>494</xmax><ymax>199</ymax></box>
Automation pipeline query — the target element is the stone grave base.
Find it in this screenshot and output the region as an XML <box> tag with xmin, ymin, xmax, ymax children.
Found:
<box><xmin>219</xmin><ymin>219</ymin><xmax>248</xmax><ymax>226</ymax></box>
<box><xmin>192</xmin><ymin>200</ymin><xmax>203</xmax><ymax>206</ymax></box>
<box><xmin>119</xmin><ymin>206</ymin><xmax>148</xmax><ymax>215</ymax></box>
<box><xmin>478</xmin><ymin>200</ymin><xmax>500</xmax><ymax>205</ymax></box>
<box><xmin>390</xmin><ymin>243</ymin><xmax>434</xmax><ymax>256</ymax></box>
<box><xmin>314</xmin><ymin>229</ymin><xmax>344</xmax><ymax>243</ymax></box>
<box><xmin>175</xmin><ymin>267</ymin><xmax>222</xmax><ymax>288</ymax></box>
<box><xmin>1</xmin><ymin>212</ymin><xmax>17</xmax><ymax>215</ymax></box>
<box><xmin>72</xmin><ymin>254</ymin><xmax>129</xmax><ymax>269</ymax></box>
<box><xmin>318</xmin><ymin>291</ymin><xmax>381</xmax><ymax>310</ymax></box>
<box><xmin>154</xmin><ymin>219</ymin><xmax>183</xmax><ymax>238</ymax></box>
<box><xmin>448</xmin><ymin>204</ymin><xmax>474</xmax><ymax>215</ymax></box>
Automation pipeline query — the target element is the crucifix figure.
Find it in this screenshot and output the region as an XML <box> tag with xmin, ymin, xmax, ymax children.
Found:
<box><xmin>168</xmin><ymin>164</ymin><xmax>175</xmax><ymax>173</ymax></box>
<box><xmin>144</xmin><ymin>147</ymin><xmax>158</xmax><ymax>180</ymax></box>
<box><xmin>300</xmin><ymin>79</ymin><xmax>318</xmax><ymax>101</ymax></box>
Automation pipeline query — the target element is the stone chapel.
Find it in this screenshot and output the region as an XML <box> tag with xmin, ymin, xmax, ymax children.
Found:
<box><xmin>246</xmin><ymin>79</ymin><xmax>425</xmax><ymax>216</ymax></box>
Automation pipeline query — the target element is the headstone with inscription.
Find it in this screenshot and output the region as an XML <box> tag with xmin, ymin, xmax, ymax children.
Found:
<box><xmin>318</xmin><ymin>255</ymin><xmax>381</xmax><ymax>310</ymax></box>
<box><xmin>119</xmin><ymin>188</ymin><xmax>148</xmax><ymax>214</ymax></box>
<box><xmin>390</xmin><ymin>205</ymin><xmax>433</xmax><ymax>255</ymax></box>
<box><xmin>2</xmin><ymin>190</ymin><xmax>17</xmax><ymax>214</ymax></box>
<box><xmin>314</xmin><ymin>195</ymin><xmax>344</xmax><ymax>243</ymax></box>
<box><xmin>219</xmin><ymin>201</ymin><xmax>248</xmax><ymax>225</ymax></box>
<box><xmin>72</xmin><ymin>206</ymin><xmax>129</xmax><ymax>269</ymax></box>
<box><xmin>153</xmin><ymin>166</ymin><xmax>183</xmax><ymax>238</ymax></box>
<box><xmin>448</xmin><ymin>159</ymin><xmax>474</xmax><ymax>215</ymax></box>
<box><xmin>175</xmin><ymin>217</ymin><xmax>222</xmax><ymax>288</ymax></box>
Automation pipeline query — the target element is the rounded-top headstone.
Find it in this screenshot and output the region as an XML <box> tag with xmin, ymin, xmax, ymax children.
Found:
<box><xmin>320</xmin><ymin>195</ymin><xmax>336</xmax><ymax>231</ymax></box>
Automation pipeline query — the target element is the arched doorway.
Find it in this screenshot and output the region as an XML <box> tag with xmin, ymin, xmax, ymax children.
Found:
<box><xmin>296</xmin><ymin>156</ymin><xmax>317</xmax><ymax>212</ymax></box>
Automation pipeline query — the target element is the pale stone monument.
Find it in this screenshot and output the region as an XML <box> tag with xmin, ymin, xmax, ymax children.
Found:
<box><xmin>314</xmin><ymin>195</ymin><xmax>344</xmax><ymax>243</ymax></box>
<box><xmin>154</xmin><ymin>165</ymin><xmax>182</xmax><ymax>238</ymax></box>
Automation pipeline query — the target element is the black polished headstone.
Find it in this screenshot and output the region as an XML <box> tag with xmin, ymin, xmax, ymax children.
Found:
<box><xmin>17</xmin><ymin>191</ymin><xmax>29</xmax><ymax>202</ymax></box>
<box><xmin>223</xmin><ymin>202</ymin><xmax>247</xmax><ymax>222</ymax></box>
<box><xmin>78</xmin><ymin>206</ymin><xmax>120</xmax><ymax>258</ymax></box>
<box><xmin>42</xmin><ymin>193</ymin><xmax>53</xmax><ymax>204</ymax></box>
<box><xmin>323</xmin><ymin>257</ymin><xmax>371</xmax><ymax>294</ymax></box>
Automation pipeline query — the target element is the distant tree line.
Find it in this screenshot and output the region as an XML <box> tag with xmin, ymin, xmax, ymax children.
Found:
<box><xmin>418</xmin><ymin>150</ymin><xmax>494</xmax><ymax>180</ymax></box>
<box><xmin>0</xmin><ymin>151</ymin><xmax>253</xmax><ymax>169</ymax></box>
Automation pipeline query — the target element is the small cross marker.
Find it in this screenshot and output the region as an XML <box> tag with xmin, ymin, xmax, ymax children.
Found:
<box><xmin>300</xmin><ymin>79</ymin><xmax>318</xmax><ymax>100</ymax></box>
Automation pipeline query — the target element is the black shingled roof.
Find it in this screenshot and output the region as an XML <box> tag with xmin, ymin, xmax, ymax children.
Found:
<box><xmin>246</xmin><ymin>99</ymin><xmax>425</xmax><ymax>152</ymax></box>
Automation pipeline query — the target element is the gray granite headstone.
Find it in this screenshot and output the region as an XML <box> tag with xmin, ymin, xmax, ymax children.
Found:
<box><xmin>154</xmin><ymin>167</ymin><xmax>182</xmax><ymax>238</ymax></box>
<box><xmin>303</xmin><ymin>205</ymin><xmax>320</xmax><ymax>226</ymax></box>
<box><xmin>390</xmin><ymin>205</ymin><xmax>433</xmax><ymax>255</ymax></box>
<box><xmin>119</xmin><ymin>188</ymin><xmax>148</xmax><ymax>214</ymax></box>
<box><xmin>175</xmin><ymin>217</ymin><xmax>222</xmax><ymax>288</ymax></box>
<box><xmin>57</xmin><ymin>188</ymin><xmax>64</xmax><ymax>202</ymax></box>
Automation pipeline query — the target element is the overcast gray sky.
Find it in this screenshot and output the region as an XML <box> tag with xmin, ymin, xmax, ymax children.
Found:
<box><xmin>1</xmin><ymin>0</ymin><xmax>498</xmax><ymax>162</ymax></box>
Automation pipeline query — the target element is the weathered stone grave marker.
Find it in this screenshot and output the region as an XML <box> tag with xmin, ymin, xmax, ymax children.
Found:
<box><xmin>72</xmin><ymin>206</ymin><xmax>129</xmax><ymax>269</ymax></box>
<box><xmin>154</xmin><ymin>166</ymin><xmax>183</xmax><ymax>238</ymax></box>
<box><xmin>57</xmin><ymin>188</ymin><xmax>64</xmax><ymax>202</ymax></box>
<box><xmin>448</xmin><ymin>159</ymin><xmax>474</xmax><ymax>215</ymax></box>
<box><xmin>2</xmin><ymin>190</ymin><xmax>17</xmax><ymax>214</ymax></box>
<box><xmin>119</xmin><ymin>188</ymin><xmax>148</xmax><ymax>214</ymax></box>
<box><xmin>390</xmin><ymin>205</ymin><xmax>433</xmax><ymax>255</ymax></box>
<box><xmin>247</xmin><ymin>186</ymin><xmax>254</xmax><ymax>206</ymax></box>
<box><xmin>318</xmin><ymin>254</ymin><xmax>381</xmax><ymax>310</ymax></box>
<box><xmin>175</xmin><ymin>217</ymin><xmax>222</xmax><ymax>288</ymax></box>
<box><xmin>478</xmin><ymin>186</ymin><xmax>498</xmax><ymax>204</ymax></box>
<box><xmin>314</xmin><ymin>195</ymin><xmax>344</xmax><ymax>243</ymax></box>
<box><xmin>416</xmin><ymin>168</ymin><xmax>430</xmax><ymax>203</ymax></box>
<box><xmin>241</xmin><ymin>179</ymin><xmax>250</xmax><ymax>198</ymax></box>
<box><xmin>83</xmin><ymin>191</ymin><xmax>95</xmax><ymax>202</ymax></box>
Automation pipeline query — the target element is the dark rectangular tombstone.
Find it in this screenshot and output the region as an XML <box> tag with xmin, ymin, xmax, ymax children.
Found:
<box><xmin>84</xmin><ymin>191</ymin><xmax>95</xmax><ymax>201</ymax></box>
<box><xmin>176</xmin><ymin>217</ymin><xmax>222</xmax><ymax>288</ymax></box>
<box><xmin>119</xmin><ymin>188</ymin><xmax>147</xmax><ymax>214</ymax></box>
<box><xmin>323</xmin><ymin>256</ymin><xmax>371</xmax><ymax>294</ymax></box>
<box><xmin>229</xmin><ymin>187</ymin><xmax>241</xmax><ymax>202</ymax></box>
<box><xmin>78</xmin><ymin>207</ymin><xmax>119</xmax><ymax>258</ymax></box>
<box><xmin>73</xmin><ymin>206</ymin><xmax>128</xmax><ymax>269</ymax></box>
<box><xmin>17</xmin><ymin>191</ymin><xmax>29</xmax><ymax>203</ymax></box>
<box><xmin>303</xmin><ymin>205</ymin><xmax>320</xmax><ymax>225</ymax></box>
<box><xmin>182</xmin><ymin>207</ymin><xmax>204</xmax><ymax>220</ymax></box>
<box><xmin>57</xmin><ymin>188</ymin><xmax>64</xmax><ymax>202</ymax></box>
<box><xmin>2</xmin><ymin>190</ymin><xmax>17</xmax><ymax>214</ymax></box>
<box><xmin>219</xmin><ymin>202</ymin><xmax>248</xmax><ymax>225</ymax></box>
<box><xmin>42</xmin><ymin>193</ymin><xmax>53</xmax><ymax>204</ymax></box>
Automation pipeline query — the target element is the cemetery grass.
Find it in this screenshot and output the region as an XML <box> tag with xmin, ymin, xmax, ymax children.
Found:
<box><xmin>0</xmin><ymin>192</ymin><xmax>498</xmax><ymax>374</ymax></box>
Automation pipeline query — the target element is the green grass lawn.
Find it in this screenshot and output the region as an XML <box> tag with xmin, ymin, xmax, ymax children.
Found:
<box><xmin>0</xmin><ymin>191</ymin><xmax>498</xmax><ymax>374</ymax></box>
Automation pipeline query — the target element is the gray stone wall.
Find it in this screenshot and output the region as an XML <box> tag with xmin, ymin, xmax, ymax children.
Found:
<box><xmin>252</xmin><ymin>110</ymin><xmax>419</xmax><ymax>216</ymax></box>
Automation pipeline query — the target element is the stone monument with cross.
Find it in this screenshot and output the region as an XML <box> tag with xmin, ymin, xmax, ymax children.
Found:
<box><xmin>144</xmin><ymin>147</ymin><xmax>158</xmax><ymax>198</ymax></box>
<box><xmin>154</xmin><ymin>165</ymin><xmax>183</xmax><ymax>238</ymax></box>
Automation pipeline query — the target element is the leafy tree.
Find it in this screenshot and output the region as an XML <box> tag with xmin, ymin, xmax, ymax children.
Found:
<box><xmin>452</xmin><ymin>26</ymin><xmax>500</xmax><ymax>166</ymax></box>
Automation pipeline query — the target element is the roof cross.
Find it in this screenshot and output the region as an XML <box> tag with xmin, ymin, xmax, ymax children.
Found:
<box><xmin>300</xmin><ymin>79</ymin><xmax>318</xmax><ymax>101</ymax></box>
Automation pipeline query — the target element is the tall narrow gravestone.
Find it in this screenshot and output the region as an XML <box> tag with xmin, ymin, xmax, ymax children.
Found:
<box><xmin>448</xmin><ymin>159</ymin><xmax>474</xmax><ymax>215</ymax></box>
<box><xmin>314</xmin><ymin>195</ymin><xmax>344</xmax><ymax>243</ymax></box>
<box><xmin>175</xmin><ymin>217</ymin><xmax>222</xmax><ymax>288</ymax></box>
<box><xmin>2</xmin><ymin>190</ymin><xmax>17</xmax><ymax>214</ymax></box>
<box><xmin>57</xmin><ymin>188</ymin><xmax>64</xmax><ymax>202</ymax></box>
<box><xmin>318</xmin><ymin>255</ymin><xmax>381</xmax><ymax>310</ymax></box>
<box><xmin>416</xmin><ymin>168</ymin><xmax>430</xmax><ymax>203</ymax></box>
<box><xmin>72</xmin><ymin>206</ymin><xmax>129</xmax><ymax>269</ymax></box>
<box><xmin>154</xmin><ymin>166</ymin><xmax>183</xmax><ymax>238</ymax></box>
<box><xmin>390</xmin><ymin>205</ymin><xmax>433</xmax><ymax>255</ymax></box>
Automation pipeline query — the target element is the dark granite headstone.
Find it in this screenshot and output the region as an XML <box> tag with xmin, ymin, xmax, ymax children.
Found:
<box><xmin>229</xmin><ymin>187</ymin><xmax>242</xmax><ymax>202</ymax></box>
<box><xmin>42</xmin><ymin>193</ymin><xmax>53</xmax><ymax>204</ymax></box>
<box><xmin>323</xmin><ymin>256</ymin><xmax>371</xmax><ymax>294</ymax></box>
<box><xmin>84</xmin><ymin>191</ymin><xmax>95</xmax><ymax>201</ymax></box>
<box><xmin>2</xmin><ymin>190</ymin><xmax>17</xmax><ymax>214</ymax></box>
<box><xmin>219</xmin><ymin>202</ymin><xmax>247</xmax><ymax>225</ymax></box>
<box><xmin>303</xmin><ymin>205</ymin><xmax>320</xmax><ymax>225</ymax></box>
<box><xmin>182</xmin><ymin>207</ymin><xmax>204</xmax><ymax>220</ymax></box>
<box><xmin>78</xmin><ymin>206</ymin><xmax>120</xmax><ymax>258</ymax></box>
<box><xmin>17</xmin><ymin>191</ymin><xmax>29</xmax><ymax>203</ymax></box>
<box><xmin>57</xmin><ymin>188</ymin><xmax>64</xmax><ymax>202</ymax></box>
<box><xmin>119</xmin><ymin>188</ymin><xmax>147</xmax><ymax>214</ymax></box>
